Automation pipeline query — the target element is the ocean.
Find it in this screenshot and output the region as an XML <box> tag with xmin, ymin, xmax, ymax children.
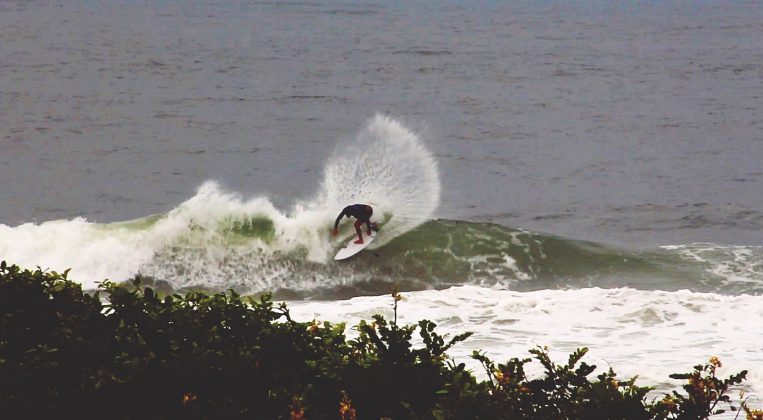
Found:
<box><xmin>1</xmin><ymin>0</ymin><xmax>762</xmax><ymax>405</ymax></box>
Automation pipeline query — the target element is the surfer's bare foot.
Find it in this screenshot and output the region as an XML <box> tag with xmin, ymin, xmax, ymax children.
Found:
<box><xmin>354</xmin><ymin>238</ymin><xmax>364</xmax><ymax>244</ymax></box>
<box><xmin>366</xmin><ymin>230</ymin><xmax>372</xmax><ymax>235</ymax></box>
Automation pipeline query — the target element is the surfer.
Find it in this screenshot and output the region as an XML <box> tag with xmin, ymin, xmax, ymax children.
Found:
<box><xmin>332</xmin><ymin>204</ymin><xmax>376</xmax><ymax>244</ymax></box>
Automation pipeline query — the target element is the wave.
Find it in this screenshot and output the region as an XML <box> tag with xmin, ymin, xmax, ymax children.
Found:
<box><xmin>0</xmin><ymin>115</ymin><xmax>441</xmax><ymax>294</ymax></box>
<box><xmin>2</xmin><ymin>211</ymin><xmax>762</xmax><ymax>298</ymax></box>
<box><xmin>1</xmin><ymin>115</ymin><xmax>761</xmax><ymax>298</ymax></box>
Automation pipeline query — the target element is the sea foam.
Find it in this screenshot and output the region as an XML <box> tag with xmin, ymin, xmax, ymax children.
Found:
<box><xmin>288</xmin><ymin>285</ymin><xmax>763</xmax><ymax>398</ymax></box>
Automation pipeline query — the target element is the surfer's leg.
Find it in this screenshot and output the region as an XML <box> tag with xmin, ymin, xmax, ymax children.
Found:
<box><xmin>353</xmin><ymin>219</ymin><xmax>364</xmax><ymax>244</ymax></box>
<box><xmin>355</xmin><ymin>215</ymin><xmax>372</xmax><ymax>235</ymax></box>
<box><xmin>365</xmin><ymin>206</ymin><xmax>374</xmax><ymax>234</ymax></box>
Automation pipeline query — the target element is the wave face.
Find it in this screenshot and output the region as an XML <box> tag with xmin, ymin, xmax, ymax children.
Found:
<box><xmin>349</xmin><ymin>220</ymin><xmax>763</xmax><ymax>296</ymax></box>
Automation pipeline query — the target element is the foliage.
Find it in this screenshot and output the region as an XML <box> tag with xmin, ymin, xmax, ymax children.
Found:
<box><xmin>650</xmin><ymin>357</ymin><xmax>747</xmax><ymax>420</ymax></box>
<box><xmin>0</xmin><ymin>262</ymin><xmax>752</xmax><ymax>419</ymax></box>
<box><xmin>445</xmin><ymin>346</ymin><xmax>653</xmax><ymax>419</ymax></box>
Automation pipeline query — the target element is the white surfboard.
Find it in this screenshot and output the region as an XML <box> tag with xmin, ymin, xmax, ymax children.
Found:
<box><xmin>334</xmin><ymin>231</ymin><xmax>375</xmax><ymax>260</ymax></box>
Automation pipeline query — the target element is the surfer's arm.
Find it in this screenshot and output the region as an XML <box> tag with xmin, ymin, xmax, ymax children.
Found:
<box><xmin>333</xmin><ymin>210</ymin><xmax>346</xmax><ymax>231</ymax></box>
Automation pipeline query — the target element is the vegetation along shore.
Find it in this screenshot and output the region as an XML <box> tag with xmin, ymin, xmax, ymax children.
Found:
<box><xmin>1</xmin><ymin>262</ymin><xmax>760</xmax><ymax>419</ymax></box>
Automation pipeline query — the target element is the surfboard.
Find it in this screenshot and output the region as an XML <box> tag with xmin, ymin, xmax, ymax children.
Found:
<box><xmin>334</xmin><ymin>231</ymin><xmax>375</xmax><ymax>260</ymax></box>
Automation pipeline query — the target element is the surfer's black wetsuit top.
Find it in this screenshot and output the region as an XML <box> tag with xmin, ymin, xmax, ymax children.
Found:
<box><xmin>334</xmin><ymin>204</ymin><xmax>373</xmax><ymax>231</ymax></box>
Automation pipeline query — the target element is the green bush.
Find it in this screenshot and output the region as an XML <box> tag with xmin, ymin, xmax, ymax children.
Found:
<box><xmin>0</xmin><ymin>262</ymin><xmax>750</xmax><ymax>419</ymax></box>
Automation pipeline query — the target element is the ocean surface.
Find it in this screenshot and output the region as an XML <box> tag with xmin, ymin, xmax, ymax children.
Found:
<box><xmin>2</xmin><ymin>0</ymin><xmax>762</xmax><ymax>405</ymax></box>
